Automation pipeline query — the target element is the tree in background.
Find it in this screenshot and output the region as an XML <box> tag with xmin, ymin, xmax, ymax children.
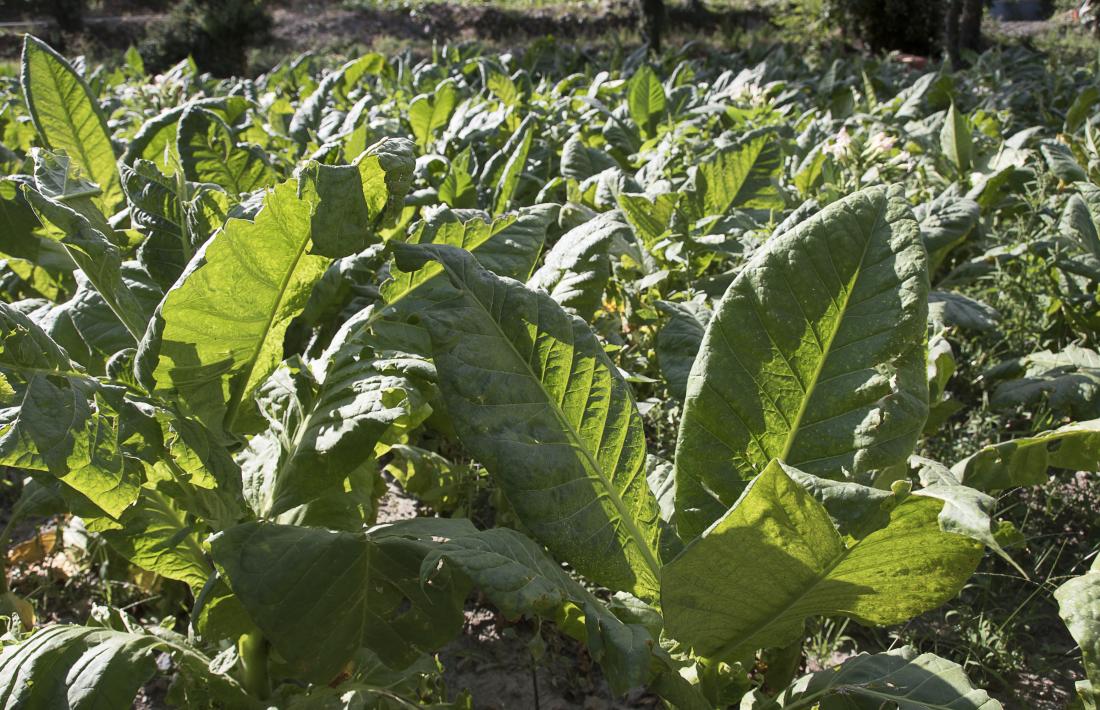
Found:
<box><xmin>641</xmin><ymin>0</ymin><xmax>667</xmax><ymax>53</ymax></box>
<box><xmin>45</xmin><ymin>0</ymin><xmax>84</xmax><ymax>34</ymax></box>
<box><xmin>945</xmin><ymin>0</ymin><xmax>984</xmax><ymax>66</ymax></box>
<box><xmin>142</xmin><ymin>0</ymin><xmax>272</xmax><ymax>76</ymax></box>
<box><xmin>828</xmin><ymin>0</ymin><xmax>983</xmax><ymax>63</ymax></box>
<box><xmin>826</xmin><ymin>0</ymin><xmax>946</xmax><ymax>55</ymax></box>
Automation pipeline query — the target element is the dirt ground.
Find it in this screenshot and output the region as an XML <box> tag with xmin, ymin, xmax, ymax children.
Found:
<box><xmin>0</xmin><ymin>0</ymin><xmax>1069</xmax><ymax>73</ymax></box>
<box><xmin>0</xmin><ymin>0</ymin><xmax>769</xmax><ymax>65</ymax></box>
<box><xmin>372</xmin><ymin>486</ymin><xmax>655</xmax><ymax>708</ymax></box>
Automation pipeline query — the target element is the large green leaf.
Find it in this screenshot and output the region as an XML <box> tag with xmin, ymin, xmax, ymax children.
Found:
<box><xmin>953</xmin><ymin>418</ymin><xmax>1100</xmax><ymax>491</ymax></box>
<box><xmin>674</xmin><ymin>186</ymin><xmax>929</xmax><ymax>540</ymax></box>
<box><xmin>300</xmin><ymin>144</ymin><xmax>415</xmax><ymax>256</ymax></box>
<box><xmin>748</xmin><ymin>647</ymin><xmax>1001</xmax><ymax>709</ymax></box>
<box><xmin>662</xmin><ymin>461</ymin><xmax>981</xmax><ymax>661</ymax></box>
<box><xmin>211</xmin><ymin>519</ymin><xmax>469</xmax><ymax>683</ymax></box>
<box><xmin>941</xmin><ymin>103</ymin><xmax>973</xmax><ymax>174</ymax></box>
<box><xmin>143</xmin><ymin>141</ymin><xmax>414</xmax><ymax>432</ymax></box>
<box><xmin>688</xmin><ymin>128</ymin><xmax>784</xmax><ymax>216</ymax></box>
<box><xmin>628</xmin><ymin>65</ymin><xmax>666</xmax><ymax>138</ymax></box>
<box><xmin>1056</xmin><ymin>556</ymin><xmax>1100</xmax><ymax>709</ymax></box>
<box><xmin>93</xmin><ymin>487</ymin><xmax>212</xmax><ymax>590</ymax></box>
<box><xmin>0</xmin><ymin>624</ymin><xmax>255</xmax><ymax>709</ymax></box>
<box><xmin>145</xmin><ymin>177</ymin><xmax>326</xmax><ymax>432</ymax></box>
<box><xmin>0</xmin><ymin>380</ymin><xmax>141</xmax><ymax>519</ymax></box>
<box><xmin>21</xmin><ymin>36</ymin><xmax>122</xmax><ymax>214</ymax></box>
<box><xmin>177</xmin><ymin>106</ymin><xmax>275</xmax><ymax>197</ymax></box>
<box><xmin>381</xmin><ymin>204</ymin><xmax>555</xmax><ymax>311</ymax></box>
<box><xmin>408</xmin><ymin>81</ymin><xmax>458</xmax><ymax>152</ymax></box>
<box><xmin>392</xmin><ymin>242</ymin><xmax>663</xmax><ymax>600</ymax></box>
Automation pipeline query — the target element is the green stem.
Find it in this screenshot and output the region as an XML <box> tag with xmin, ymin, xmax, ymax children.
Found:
<box><xmin>238</xmin><ymin>630</ymin><xmax>271</xmax><ymax>700</ymax></box>
<box><xmin>763</xmin><ymin>637</ymin><xmax>804</xmax><ymax>696</ymax></box>
<box><xmin>0</xmin><ymin>514</ymin><xmax>21</xmax><ymax>596</ymax></box>
<box><xmin>175</xmin><ymin>168</ymin><xmax>194</xmax><ymax>264</ymax></box>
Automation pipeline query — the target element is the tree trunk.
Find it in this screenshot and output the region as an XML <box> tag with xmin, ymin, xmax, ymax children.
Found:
<box><xmin>960</xmin><ymin>0</ymin><xmax>983</xmax><ymax>53</ymax></box>
<box><xmin>945</xmin><ymin>0</ymin><xmax>961</xmax><ymax>67</ymax></box>
<box><xmin>48</xmin><ymin>0</ymin><xmax>84</xmax><ymax>33</ymax></box>
<box><xmin>642</xmin><ymin>0</ymin><xmax>665</xmax><ymax>54</ymax></box>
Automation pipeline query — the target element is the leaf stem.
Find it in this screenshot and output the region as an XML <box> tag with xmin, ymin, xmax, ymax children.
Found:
<box><xmin>238</xmin><ymin>630</ymin><xmax>271</xmax><ymax>700</ymax></box>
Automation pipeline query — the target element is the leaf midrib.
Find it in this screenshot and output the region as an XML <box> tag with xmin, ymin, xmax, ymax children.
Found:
<box><xmin>441</xmin><ymin>258</ymin><xmax>662</xmax><ymax>583</ymax></box>
<box><xmin>42</xmin><ymin>60</ymin><xmax>100</xmax><ymax>188</ymax></box>
<box><xmin>224</xmin><ymin>200</ymin><xmax>318</xmax><ymax>431</ymax></box>
<box><xmin>778</xmin><ymin>196</ymin><xmax>888</xmax><ymax>465</ymax></box>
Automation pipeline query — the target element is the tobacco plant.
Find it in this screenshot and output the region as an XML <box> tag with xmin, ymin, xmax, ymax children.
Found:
<box><xmin>0</xmin><ymin>32</ymin><xmax>1097</xmax><ymax>709</ymax></box>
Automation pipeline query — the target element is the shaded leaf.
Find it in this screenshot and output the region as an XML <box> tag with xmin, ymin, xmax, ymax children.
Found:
<box><xmin>211</xmin><ymin>519</ymin><xmax>469</xmax><ymax>682</ymax></box>
<box><xmin>749</xmin><ymin>646</ymin><xmax>1001</xmax><ymax>709</ymax></box>
<box><xmin>654</xmin><ymin>299</ymin><xmax>710</xmax><ymax>401</ymax></box>
<box><xmin>422</xmin><ymin>526</ymin><xmax>654</xmax><ymax>695</ymax></box>
<box><xmin>1042</xmin><ymin>140</ymin><xmax>1087</xmax><ymax>183</ymax></box>
<box><xmin>0</xmin><ymin>624</ymin><xmax>255</xmax><ymax>709</ymax></box>
<box><xmin>240</xmin><ymin>315</ymin><xmax>432</xmax><ymax>518</ymax></box>
<box><xmin>929</xmin><ymin>291</ymin><xmax>999</xmax><ymax>332</ymax></box>
<box><xmin>987</xmin><ymin>345</ymin><xmax>1100</xmax><ymax>421</ymax></box>
<box><xmin>24</xmin><ymin>150</ymin><xmax>150</xmax><ymax>339</ymax></box>
<box><xmin>527</xmin><ymin>212</ymin><xmax>629</xmax><ymax>315</ymax></box>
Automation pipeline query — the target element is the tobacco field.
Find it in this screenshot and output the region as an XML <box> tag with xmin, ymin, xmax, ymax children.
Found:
<box><xmin>0</xmin><ymin>30</ymin><xmax>1099</xmax><ymax>709</ymax></box>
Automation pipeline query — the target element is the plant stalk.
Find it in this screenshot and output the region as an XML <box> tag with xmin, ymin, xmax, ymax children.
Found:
<box><xmin>238</xmin><ymin>630</ymin><xmax>271</xmax><ymax>700</ymax></box>
<box><xmin>763</xmin><ymin>638</ymin><xmax>804</xmax><ymax>695</ymax></box>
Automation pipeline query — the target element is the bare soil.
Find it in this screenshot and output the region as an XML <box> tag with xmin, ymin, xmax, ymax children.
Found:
<box><xmin>0</xmin><ymin>0</ymin><xmax>770</xmax><ymax>65</ymax></box>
